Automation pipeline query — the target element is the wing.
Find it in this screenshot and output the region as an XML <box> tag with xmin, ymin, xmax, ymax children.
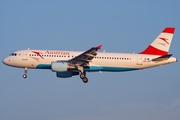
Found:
<box><xmin>68</xmin><ymin>45</ymin><xmax>102</xmax><ymax>66</ymax></box>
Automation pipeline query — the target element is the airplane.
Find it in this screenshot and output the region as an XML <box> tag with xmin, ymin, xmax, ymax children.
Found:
<box><xmin>2</xmin><ymin>27</ymin><xmax>177</xmax><ymax>83</ymax></box>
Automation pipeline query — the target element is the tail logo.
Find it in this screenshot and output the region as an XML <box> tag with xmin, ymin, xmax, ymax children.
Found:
<box><xmin>159</xmin><ymin>37</ymin><xmax>169</xmax><ymax>44</ymax></box>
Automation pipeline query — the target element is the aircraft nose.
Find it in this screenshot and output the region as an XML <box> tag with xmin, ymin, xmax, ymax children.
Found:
<box><xmin>2</xmin><ymin>57</ymin><xmax>9</xmax><ymax>65</ymax></box>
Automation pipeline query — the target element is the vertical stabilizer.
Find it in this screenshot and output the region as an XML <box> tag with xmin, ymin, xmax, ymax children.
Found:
<box><xmin>140</xmin><ymin>27</ymin><xmax>175</xmax><ymax>56</ymax></box>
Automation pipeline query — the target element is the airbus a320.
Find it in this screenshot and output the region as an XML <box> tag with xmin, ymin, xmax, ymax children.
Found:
<box><xmin>3</xmin><ymin>27</ymin><xmax>177</xmax><ymax>83</ymax></box>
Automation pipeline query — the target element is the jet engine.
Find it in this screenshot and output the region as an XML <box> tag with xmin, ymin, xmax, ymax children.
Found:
<box><xmin>51</xmin><ymin>61</ymin><xmax>76</xmax><ymax>72</ymax></box>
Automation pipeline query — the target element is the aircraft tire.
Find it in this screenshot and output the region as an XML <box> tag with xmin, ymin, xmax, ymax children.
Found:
<box><xmin>80</xmin><ymin>73</ymin><xmax>85</xmax><ymax>79</ymax></box>
<box><xmin>23</xmin><ymin>74</ymin><xmax>27</xmax><ymax>78</ymax></box>
<box><xmin>82</xmin><ymin>77</ymin><xmax>88</xmax><ymax>83</ymax></box>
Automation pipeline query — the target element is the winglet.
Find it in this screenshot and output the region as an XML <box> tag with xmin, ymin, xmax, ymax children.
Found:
<box><xmin>97</xmin><ymin>45</ymin><xmax>102</xmax><ymax>50</ymax></box>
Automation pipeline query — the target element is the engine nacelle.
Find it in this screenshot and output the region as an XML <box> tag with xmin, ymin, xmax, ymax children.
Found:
<box><xmin>51</xmin><ymin>61</ymin><xmax>76</xmax><ymax>72</ymax></box>
<box><xmin>56</xmin><ymin>71</ymin><xmax>79</xmax><ymax>78</ymax></box>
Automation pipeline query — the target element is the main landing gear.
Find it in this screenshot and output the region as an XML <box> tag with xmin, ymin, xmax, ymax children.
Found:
<box><xmin>23</xmin><ymin>67</ymin><xmax>28</xmax><ymax>78</ymax></box>
<box><xmin>80</xmin><ymin>72</ymin><xmax>88</xmax><ymax>83</ymax></box>
<box><xmin>78</xmin><ymin>66</ymin><xmax>88</xmax><ymax>83</ymax></box>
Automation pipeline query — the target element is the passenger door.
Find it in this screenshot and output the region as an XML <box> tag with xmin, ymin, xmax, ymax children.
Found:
<box><xmin>22</xmin><ymin>50</ymin><xmax>28</xmax><ymax>60</ymax></box>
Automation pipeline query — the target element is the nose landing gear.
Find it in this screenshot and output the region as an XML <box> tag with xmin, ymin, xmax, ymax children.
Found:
<box><xmin>23</xmin><ymin>67</ymin><xmax>28</xmax><ymax>78</ymax></box>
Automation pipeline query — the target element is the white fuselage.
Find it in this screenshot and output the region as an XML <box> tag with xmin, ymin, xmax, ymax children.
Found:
<box><xmin>2</xmin><ymin>27</ymin><xmax>177</xmax><ymax>83</ymax></box>
<box><xmin>3</xmin><ymin>49</ymin><xmax>177</xmax><ymax>72</ymax></box>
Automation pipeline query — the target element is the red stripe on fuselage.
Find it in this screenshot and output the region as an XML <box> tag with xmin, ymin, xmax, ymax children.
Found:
<box><xmin>140</xmin><ymin>45</ymin><xmax>168</xmax><ymax>56</ymax></box>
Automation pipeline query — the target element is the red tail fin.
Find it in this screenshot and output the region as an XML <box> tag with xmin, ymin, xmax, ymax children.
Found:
<box><xmin>140</xmin><ymin>27</ymin><xmax>175</xmax><ymax>56</ymax></box>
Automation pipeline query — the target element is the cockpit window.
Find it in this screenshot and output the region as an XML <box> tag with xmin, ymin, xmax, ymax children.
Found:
<box><xmin>10</xmin><ymin>53</ymin><xmax>17</xmax><ymax>56</ymax></box>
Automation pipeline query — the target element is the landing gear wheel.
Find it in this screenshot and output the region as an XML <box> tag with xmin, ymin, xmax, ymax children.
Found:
<box><xmin>23</xmin><ymin>74</ymin><xmax>27</xmax><ymax>78</ymax></box>
<box><xmin>82</xmin><ymin>77</ymin><xmax>88</xmax><ymax>83</ymax></box>
<box><xmin>80</xmin><ymin>73</ymin><xmax>85</xmax><ymax>79</ymax></box>
<box><xmin>78</xmin><ymin>67</ymin><xmax>88</xmax><ymax>83</ymax></box>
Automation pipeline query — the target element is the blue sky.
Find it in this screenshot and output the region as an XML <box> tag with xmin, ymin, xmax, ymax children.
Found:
<box><xmin>1</xmin><ymin>0</ymin><xmax>180</xmax><ymax>120</ymax></box>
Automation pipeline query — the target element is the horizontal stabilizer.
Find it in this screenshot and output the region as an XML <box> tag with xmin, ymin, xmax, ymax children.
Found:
<box><xmin>152</xmin><ymin>54</ymin><xmax>172</xmax><ymax>61</ymax></box>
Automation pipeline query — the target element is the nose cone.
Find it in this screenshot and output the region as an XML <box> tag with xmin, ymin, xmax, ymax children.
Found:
<box><xmin>2</xmin><ymin>57</ymin><xmax>9</xmax><ymax>65</ymax></box>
